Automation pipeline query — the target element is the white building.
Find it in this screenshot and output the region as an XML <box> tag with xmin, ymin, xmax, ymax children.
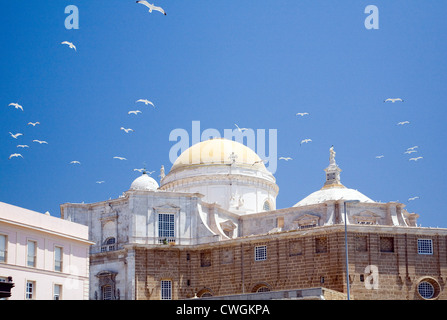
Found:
<box><xmin>0</xmin><ymin>202</ymin><xmax>93</xmax><ymax>300</ymax></box>
<box><xmin>61</xmin><ymin>139</ymin><xmax>430</xmax><ymax>300</ymax></box>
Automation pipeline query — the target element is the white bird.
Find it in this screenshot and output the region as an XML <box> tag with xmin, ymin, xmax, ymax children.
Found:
<box><xmin>146</xmin><ymin>171</ymin><xmax>155</xmax><ymax>175</ymax></box>
<box><xmin>70</xmin><ymin>161</ymin><xmax>81</xmax><ymax>165</ymax></box>
<box><xmin>136</xmin><ymin>99</ymin><xmax>155</xmax><ymax>107</ymax></box>
<box><xmin>17</xmin><ymin>145</ymin><xmax>29</xmax><ymax>148</ymax></box>
<box><xmin>33</xmin><ymin>140</ymin><xmax>48</xmax><ymax>144</ymax></box>
<box><xmin>300</xmin><ymin>139</ymin><xmax>312</xmax><ymax>145</ymax></box>
<box><xmin>9</xmin><ymin>103</ymin><xmax>23</xmax><ymax>111</ymax></box>
<box><xmin>296</xmin><ymin>112</ymin><xmax>309</xmax><ymax>117</ymax></box>
<box><xmin>136</xmin><ymin>1</ymin><xmax>167</xmax><ymax>15</ymax></box>
<box><xmin>409</xmin><ymin>157</ymin><xmax>423</xmax><ymax>161</ymax></box>
<box><xmin>9</xmin><ymin>153</ymin><xmax>23</xmax><ymax>160</ymax></box>
<box><xmin>384</xmin><ymin>98</ymin><xmax>403</xmax><ymax>103</ymax></box>
<box><xmin>9</xmin><ymin>132</ymin><xmax>23</xmax><ymax>139</ymax></box>
<box><xmin>134</xmin><ymin>168</ymin><xmax>145</xmax><ymax>172</ymax></box>
<box><xmin>397</xmin><ymin>121</ymin><xmax>410</xmax><ymax>125</ymax></box>
<box><xmin>407</xmin><ymin>146</ymin><xmax>418</xmax><ymax>151</ymax></box>
<box><xmin>128</xmin><ymin>110</ymin><xmax>142</xmax><ymax>115</ymax></box>
<box><xmin>279</xmin><ymin>157</ymin><xmax>293</xmax><ymax>161</ymax></box>
<box><xmin>375</xmin><ymin>155</ymin><xmax>384</xmax><ymax>159</ymax></box>
<box><xmin>408</xmin><ymin>196</ymin><xmax>419</xmax><ymax>201</ymax></box>
<box><xmin>61</xmin><ymin>41</ymin><xmax>76</xmax><ymax>51</ymax></box>
<box><xmin>28</xmin><ymin>122</ymin><xmax>40</xmax><ymax>126</ymax></box>
<box><xmin>113</xmin><ymin>156</ymin><xmax>127</xmax><ymax>160</ymax></box>
<box><xmin>235</xmin><ymin>124</ymin><xmax>248</xmax><ymax>132</ymax></box>
<box><xmin>404</xmin><ymin>150</ymin><xmax>417</xmax><ymax>154</ymax></box>
<box><xmin>120</xmin><ymin>127</ymin><xmax>134</xmax><ymax>133</ymax></box>
<box><xmin>96</xmin><ymin>181</ymin><xmax>105</xmax><ymax>184</ymax></box>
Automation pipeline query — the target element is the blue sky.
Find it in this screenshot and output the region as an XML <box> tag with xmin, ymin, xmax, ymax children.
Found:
<box><xmin>1</xmin><ymin>1</ymin><xmax>446</xmax><ymax>228</ymax></box>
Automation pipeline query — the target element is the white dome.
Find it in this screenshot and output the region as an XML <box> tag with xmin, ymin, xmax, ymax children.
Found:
<box><xmin>294</xmin><ymin>186</ymin><xmax>375</xmax><ymax>207</ymax></box>
<box><xmin>130</xmin><ymin>172</ymin><xmax>159</xmax><ymax>191</ymax></box>
<box><xmin>160</xmin><ymin>138</ymin><xmax>278</xmax><ymax>214</ymax></box>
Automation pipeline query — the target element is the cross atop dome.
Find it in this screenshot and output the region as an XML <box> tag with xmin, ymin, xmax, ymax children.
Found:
<box><xmin>322</xmin><ymin>145</ymin><xmax>344</xmax><ymax>189</ymax></box>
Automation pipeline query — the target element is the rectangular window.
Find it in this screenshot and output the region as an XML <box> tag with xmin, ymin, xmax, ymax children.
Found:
<box><xmin>54</xmin><ymin>246</ymin><xmax>63</xmax><ymax>272</ymax></box>
<box><xmin>158</xmin><ymin>213</ymin><xmax>175</xmax><ymax>243</ymax></box>
<box><xmin>380</xmin><ymin>237</ymin><xmax>394</xmax><ymax>253</ymax></box>
<box><xmin>102</xmin><ymin>285</ymin><xmax>112</xmax><ymax>300</ymax></box>
<box><xmin>417</xmin><ymin>239</ymin><xmax>433</xmax><ymax>255</ymax></box>
<box><xmin>26</xmin><ymin>281</ymin><xmax>35</xmax><ymax>300</ymax></box>
<box><xmin>161</xmin><ymin>280</ymin><xmax>172</xmax><ymax>300</ymax></box>
<box><xmin>54</xmin><ymin>284</ymin><xmax>62</xmax><ymax>300</ymax></box>
<box><xmin>27</xmin><ymin>240</ymin><xmax>37</xmax><ymax>267</ymax></box>
<box><xmin>200</xmin><ymin>251</ymin><xmax>212</xmax><ymax>267</ymax></box>
<box><xmin>255</xmin><ymin>245</ymin><xmax>267</xmax><ymax>261</ymax></box>
<box><xmin>315</xmin><ymin>237</ymin><xmax>328</xmax><ymax>253</ymax></box>
<box><xmin>0</xmin><ymin>234</ymin><xmax>7</xmax><ymax>263</ymax></box>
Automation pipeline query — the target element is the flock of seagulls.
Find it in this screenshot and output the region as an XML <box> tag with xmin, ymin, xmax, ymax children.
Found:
<box><xmin>7</xmin><ymin>94</ymin><xmax>157</xmax><ymax>184</ymax></box>
<box><xmin>9</xmin><ymin>0</ymin><xmax>166</xmax><ymax>188</ymax></box>
<box><xmin>7</xmin><ymin>103</ymin><xmax>49</xmax><ymax>161</ymax></box>
<box><xmin>8</xmin><ymin>2</ymin><xmax>426</xmax><ymax>213</ymax></box>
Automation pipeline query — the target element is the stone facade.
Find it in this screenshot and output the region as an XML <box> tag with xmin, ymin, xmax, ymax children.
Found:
<box><xmin>61</xmin><ymin>142</ymin><xmax>447</xmax><ymax>300</ymax></box>
<box><xmin>87</xmin><ymin>224</ymin><xmax>447</xmax><ymax>300</ymax></box>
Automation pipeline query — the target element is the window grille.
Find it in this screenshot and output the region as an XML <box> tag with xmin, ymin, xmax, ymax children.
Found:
<box><xmin>417</xmin><ymin>239</ymin><xmax>433</xmax><ymax>255</ymax></box>
<box><xmin>418</xmin><ymin>281</ymin><xmax>434</xmax><ymax>299</ymax></box>
<box><xmin>161</xmin><ymin>280</ymin><xmax>172</xmax><ymax>300</ymax></box>
<box><xmin>380</xmin><ymin>237</ymin><xmax>394</xmax><ymax>253</ymax></box>
<box><xmin>102</xmin><ymin>285</ymin><xmax>113</xmax><ymax>300</ymax></box>
<box><xmin>255</xmin><ymin>245</ymin><xmax>267</xmax><ymax>261</ymax></box>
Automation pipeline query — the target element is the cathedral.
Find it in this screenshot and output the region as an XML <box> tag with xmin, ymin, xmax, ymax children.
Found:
<box><xmin>61</xmin><ymin>138</ymin><xmax>447</xmax><ymax>300</ymax></box>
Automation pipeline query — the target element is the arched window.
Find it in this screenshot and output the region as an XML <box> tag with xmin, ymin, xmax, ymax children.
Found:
<box><xmin>101</xmin><ymin>237</ymin><xmax>116</xmax><ymax>252</ymax></box>
<box><xmin>263</xmin><ymin>200</ymin><xmax>271</xmax><ymax>211</ymax></box>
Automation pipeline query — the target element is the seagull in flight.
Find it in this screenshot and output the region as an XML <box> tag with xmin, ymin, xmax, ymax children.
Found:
<box><xmin>9</xmin><ymin>132</ymin><xmax>23</xmax><ymax>139</ymax></box>
<box><xmin>28</xmin><ymin>122</ymin><xmax>40</xmax><ymax>126</ymax></box>
<box><xmin>375</xmin><ymin>155</ymin><xmax>384</xmax><ymax>159</ymax></box>
<box><xmin>128</xmin><ymin>110</ymin><xmax>142</xmax><ymax>115</ymax></box>
<box><xmin>409</xmin><ymin>157</ymin><xmax>423</xmax><ymax>161</ymax></box>
<box><xmin>136</xmin><ymin>99</ymin><xmax>155</xmax><ymax>107</ymax></box>
<box><xmin>113</xmin><ymin>156</ymin><xmax>127</xmax><ymax>160</ymax></box>
<box><xmin>408</xmin><ymin>196</ymin><xmax>419</xmax><ymax>201</ymax></box>
<box><xmin>96</xmin><ymin>181</ymin><xmax>105</xmax><ymax>184</ymax></box>
<box><xmin>397</xmin><ymin>121</ymin><xmax>410</xmax><ymax>126</ymax></box>
<box><xmin>9</xmin><ymin>103</ymin><xmax>23</xmax><ymax>111</ymax></box>
<box><xmin>120</xmin><ymin>127</ymin><xmax>134</xmax><ymax>133</ymax></box>
<box><xmin>404</xmin><ymin>150</ymin><xmax>417</xmax><ymax>154</ymax></box>
<box><xmin>235</xmin><ymin>124</ymin><xmax>248</xmax><ymax>132</ymax></box>
<box><xmin>384</xmin><ymin>98</ymin><xmax>404</xmax><ymax>103</ymax></box>
<box><xmin>17</xmin><ymin>145</ymin><xmax>29</xmax><ymax>148</ymax></box>
<box><xmin>9</xmin><ymin>153</ymin><xmax>23</xmax><ymax>160</ymax></box>
<box><xmin>134</xmin><ymin>168</ymin><xmax>145</xmax><ymax>173</ymax></box>
<box><xmin>61</xmin><ymin>41</ymin><xmax>76</xmax><ymax>51</ymax></box>
<box><xmin>136</xmin><ymin>1</ymin><xmax>167</xmax><ymax>15</ymax></box>
<box><xmin>296</xmin><ymin>112</ymin><xmax>309</xmax><ymax>117</ymax></box>
<box><xmin>407</xmin><ymin>146</ymin><xmax>418</xmax><ymax>151</ymax></box>
<box><xmin>70</xmin><ymin>161</ymin><xmax>81</xmax><ymax>165</ymax></box>
<box><xmin>279</xmin><ymin>157</ymin><xmax>293</xmax><ymax>161</ymax></box>
<box><xmin>300</xmin><ymin>139</ymin><xmax>312</xmax><ymax>145</ymax></box>
<box><xmin>33</xmin><ymin>140</ymin><xmax>48</xmax><ymax>144</ymax></box>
